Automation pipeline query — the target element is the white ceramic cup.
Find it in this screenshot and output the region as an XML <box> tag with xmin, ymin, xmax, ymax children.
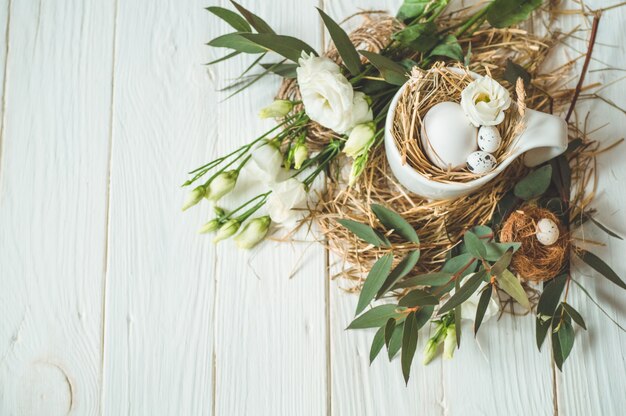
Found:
<box><xmin>384</xmin><ymin>70</ymin><xmax>568</xmax><ymax>200</ymax></box>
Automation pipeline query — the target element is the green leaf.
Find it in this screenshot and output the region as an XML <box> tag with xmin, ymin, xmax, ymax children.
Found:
<box><xmin>240</xmin><ymin>33</ymin><xmax>317</xmax><ymax>63</ymax></box>
<box><xmin>260</xmin><ymin>62</ymin><xmax>298</xmax><ymax>78</ymax></box>
<box><xmin>486</xmin><ymin>0</ymin><xmax>543</xmax><ymax>28</ymax></box>
<box><xmin>208</xmin><ymin>33</ymin><xmax>266</xmax><ymax>54</ymax></box>
<box><xmin>470</xmin><ymin>225</ymin><xmax>494</xmax><ymax>239</ymax></box>
<box><xmin>397</xmin><ymin>0</ymin><xmax>439</xmax><ymax>21</ymax></box>
<box><xmin>430</xmin><ymin>35</ymin><xmax>464</xmax><ymax>61</ymax></box>
<box><xmin>587</xmin><ymin>216</ymin><xmax>624</xmax><ymax>240</ymax></box>
<box><xmin>206</xmin><ymin>6</ymin><xmax>252</xmax><ymax>32</ymax></box>
<box><xmin>401</xmin><ymin>311</ymin><xmax>419</xmax><ymax>384</ymax></box>
<box><xmin>536</xmin><ymin>275</ymin><xmax>567</xmax><ymax>350</ymax></box>
<box><xmin>474</xmin><ymin>285</ymin><xmax>493</xmax><ymax>335</ymax></box>
<box><xmin>464</xmin><ymin>231</ymin><xmax>486</xmax><ymax>259</ymax></box>
<box><xmin>490</xmin><ymin>247</ymin><xmax>514</xmax><ymax>277</ymax></box>
<box><xmin>497</xmin><ymin>269</ymin><xmax>530</xmax><ymax>310</ymax></box>
<box><xmin>536</xmin><ymin>316</ymin><xmax>551</xmax><ymax>351</ymax></box>
<box><xmin>454</xmin><ymin>305</ymin><xmax>462</xmax><ymax>347</ymax></box>
<box><xmin>553</xmin><ymin>320</ymin><xmax>575</xmax><ymax>370</ymax></box>
<box><xmin>392</xmin><ymin>272</ymin><xmax>453</xmax><ymax>289</ymax></box>
<box><xmin>398</xmin><ymin>289</ymin><xmax>439</xmax><ymax>307</ymax></box>
<box><xmin>576</xmin><ymin>249</ymin><xmax>626</xmax><ymax>290</ymax></box>
<box><xmin>484</xmin><ymin>242</ymin><xmax>521</xmax><ymax>262</ymax></box>
<box><xmin>206</xmin><ymin>51</ymin><xmax>241</xmax><ymax>66</ymax></box>
<box><xmin>392</xmin><ymin>22</ymin><xmax>438</xmax><ymax>52</ymax></box>
<box><xmin>438</xmin><ymin>270</ymin><xmax>485</xmax><ymax>315</ymax></box>
<box><xmin>571</xmin><ymin>278</ymin><xmax>626</xmax><ymax>332</ymax></box>
<box><xmin>356</xmin><ymin>254</ymin><xmax>394</xmax><ymax>315</ymax></box>
<box><xmin>415</xmin><ymin>305</ymin><xmax>435</xmax><ymax>329</ymax></box>
<box><xmin>514</xmin><ymin>164</ymin><xmax>553</xmax><ymax>200</ymax></box>
<box><xmin>230</xmin><ymin>1</ymin><xmax>275</xmax><ymax>33</ymax></box>
<box><xmin>384</xmin><ymin>318</ymin><xmax>397</xmax><ymax>347</ymax></box>
<box><xmin>369</xmin><ymin>325</ymin><xmax>386</xmax><ymax>364</ymax></box>
<box><xmin>316</xmin><ymin>8</ymin><xmax>361</xmax><ymax>76</ymax></box>
<box><xmin>371</xmin><ymin>204</ymin><xmax>420</xmax><ymax>243</ymax></box>
<box><xmin>359</xmin><ymin>50</ymin><xmax>408</xmax><ymax>86</ymax></box>
<box><xmin>562</xmin><ymin>302</ymin><xmax>587</xmax><ymax>330</ymax></box>
<box><xmin>504</xmin><ymin>59</ymin><xmax>531</xmax><ymax>87</ymax></box>
<box><xmin>376</xmin><ymin>251</ymin><xmax>420</xmax><ymax>298</ymax></box>
<box><xmin>337</xmin><ymin>219</ymin><xmax>390</xmax><ymax>247</ymax></box>
<box><xmin>348</xmin><ymin>304</ymin><xmax>402</xmax><ymax>329</ymax></box>
<box><xmin>387</xmin><ymin>322</ymin><xmax>404</xmax><ymax>360</ymax></box>
<box><xmin>442</xmin><ymin>253</ymin><xmax>478</xmax><ymax>278</ymax></box>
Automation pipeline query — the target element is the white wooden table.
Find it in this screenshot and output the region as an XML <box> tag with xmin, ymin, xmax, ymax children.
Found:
<box><xmin>0</xmin><ymin>0</ymin><xmax>625</xmax><ymax>415</ymax></box>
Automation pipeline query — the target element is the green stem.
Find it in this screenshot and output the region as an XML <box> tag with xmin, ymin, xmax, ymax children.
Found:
<box><xmin>455</xmin><ymin>3</ymin><xmax>491</xmax><ymax>38</ymax></box>
<box><xmin>235</xmin><ymin>191</ymin><xmax>272</xmax><ymax>222</ymax></box>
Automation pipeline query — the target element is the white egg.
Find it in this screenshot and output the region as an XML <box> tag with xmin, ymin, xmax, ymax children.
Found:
<box><xmin>536</xmin><ymin>218</ymin><xmax>560</xmax><ymax>246</ymax></box>
<box><xmin>477</xmin><ymin>126</ymin><xmax>502</xmax><ymax>153</ymax></box>
<box><xmin>420</xmin><ymin>102</ymin><xmax>478</xmax><ymax>170</ymax></box>
<box><xmin>466</xmin><ymin>151</ymin><xmax>497</xmax><ymax>174</ymax></box>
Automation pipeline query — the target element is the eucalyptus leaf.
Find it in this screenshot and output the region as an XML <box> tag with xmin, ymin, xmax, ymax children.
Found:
<box><xmin>484</xmin><ymin>242</ymin><xmax>521</xmax><ymax>262</ymax></box>
<box><xmin>208</xmin><ymin>33</ymin><xmax>266</xmax><ymax>54</ymax></box>
<box><xmin>514</xmin><ymin>165</ymin><xmax>553</xmax><ymax>200</ymax></box>
<box><xmin>562</xmin><ymin>302</ymin><xmax>587</xmax><ymax>330</ymax></box>
<box><xmin>401</xmin><ymin>311</ymin><xmax>419</xmax><ymax>384</ymax></box>
<box><xmin>398</xmin><ymin>289</ymin><xmax>439</xmax><ymax>307</ymax></box>
<box><xmin>230</xmin><ymin>1</ymin><xmax>275</xmax><ymax>33</ymax></box>
<box><xmin>261</xmin><ymin>63</ymin><xmax>298</xmax><ymax>78</ymax></box>
<box><xmin>470</xmin><ymin>225</ymin><xmax>493</xmax><ymax>239</ymax></box>
<box><xmin>392</xmin><ymin>22</ymin><xmax>438</xmax><ymax>52</ymax></box>
<box><xmin>384</xmin><ymin>318</ymin><xmax>397</xmax><ymax>348</ymax></box>
<box><xmin>240</xmin><ymin>33</ymin><xmax>317</xmax><ymax>63</ymax></box>
<box><xmin>397</xmin><ymin>0</ymin><xmax>432</xmax><ymax>21</ymax></box>
<box><xmin>454</xmin><ymin>305</ymin><xmax>462</xmax><ymax>347</ymax></box>
<box><xmin>348</xmin><ymin>304</ymin><xmax>402</xmax><ymax>329</ymax></box>
<box><xmin>486</xmin><ymin>0</ymin><xmax>543</xmax><ymax>29</ymax></box>
<box><xmin>371</xmin><ymin>204</ymin><xmax>420</xmax><ymax>243</ymax></box>
<box><xmin>587</xmin><ymin>215</ymin><xmax>624</xmax><ymax>240</ymax></box>
<box><xmin>206</xmin><ymin>51</ymin><xmax>241</xmax><ymax>66</ymax></box>
<box><xmin>490</xmin><ymin>248</ymin><xmax>514</xmax><ymax>277</ymax></box>
<box><xmin>317</xmin><ymin>8</ymin><xmax>361</xmax><ymax>75</ymax></box>
<box><xmin>206</xmin><ymin>6</ymin><xmax>252</xmax><ymax>32</ymax></box>
<box><xmin>536</xmin><ymin>316</ymin><xmax>551</xmax><ymax>350</ymax></box>
<box><xmin>537</xmin><ymin>274</ymin><xmax>568</xmax><ymax>315</ymax></box>
<box><xmin>504</xmin><ymin>59</ymin><xmax>531</xmax><ymax>87</ymax></box>
<box><xmin>356</xmin><ymin>254</ymin><xmax>394</xmax><ymax>315</ymax></box>
<box><xmin>438</xmin><ymin>270</ymin><xmax>485</xmax><ymax>315</ymax></box>
<box><xmin>370</xmin><ymin>325</ymin><xmax>386</xmax><ymax>364</ymax></box>
<box><xmin>377</xmin><ymin>251</ymin><xmax>420</xmax><ymax>298</ymax></box>
<box><xmin>497</xmin><ymin>269</ymin><xmax>530</xmax><ymax>309</ymax></box>
<box><xmin>430</xmin><ymin>35</ymin><xmax>464</xmax><ymax>61</ymax></box>
<box><xmin>387</xmin><ymin>322</ymin><xmax>405</xmax><ymax>360</ymax></box>
<box><xmin>576</xmin><ymin>249</ymin><xmax>626</xmax><ymax>290</ymax></box>
<box><xmin>359</xmin><ymin>50</ymin><xmax>408</xmax><ymax>86</ymax></box>
<box><xmin>474</xmin><ymin>285</ymin><xmax>493</xmax><ymax>335</ymax></box>
<box><xmin>551</xmin><ymin>155</ymin><xmax>571</xmax><ymax>203</ymax></box>
<box><xmin>393</xmin><ymin>272</ymin><xmax>453</xmax><ymax>289</ymax></box>
<box><xmin>337</xmin><ymin>219</ymin><xmax>390</xmax><ymax>247</ymax></box>
<box><xmin>464</xmin><ymin>231</ymin><xmax>486</xmax><ymax>259</ymax></box>
<box><xmin>554</xmin><ymin>320</ymin><xmax>575</xmax><ymax>370</ymax></box>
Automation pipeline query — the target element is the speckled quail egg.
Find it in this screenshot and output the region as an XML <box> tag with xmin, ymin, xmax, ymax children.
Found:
<box><xmin>420</xmin><ymin>102</ymin><xmax>478</xmax><ymax>170</ymax></box>
<box><xmin>536</xmin><ymin>218</ymin><xmax>560</xmax><ymax>246</ymax></box>
<box><xmin>466</xmin><ymin>151</ymin><xmax>497</xmax><ymax>174</ymax></box>
<box><xmin>477</xmin><ymin>126</ymin><xmax>502</xmax><ymax>153</ymax></box>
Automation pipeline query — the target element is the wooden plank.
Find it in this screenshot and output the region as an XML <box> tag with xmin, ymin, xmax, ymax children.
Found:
<box><xmin>211</xmin><ymin>1</ymin><xmax>328</xmax><ymax>415</ymax></box>
<box><xmin>101</xmin><ymin>0</ymin><xmax>218</xmax><ymax>414</ymax></box>
<box><xmin>0</xmin><ymin>0</ymin><xmax>115</xmax><ymax>414</ymax></box>
<box><xmin>555</xmin><ymin>1</ymin><xmax>626</xmax><ymax>413</ymax></box>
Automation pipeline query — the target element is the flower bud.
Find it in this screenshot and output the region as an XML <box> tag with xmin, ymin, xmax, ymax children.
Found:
<box><xmin>343</xmin><ymin>122</ymin><xmax>376</xmax><ymax>158</ymax></box>
<box><xmin>199</xmin><ymin>219</ymin><xmax>221</xmax><ymax>234</ymax></box>
<box><xmin>214</xmin><ymin>206</ymin><xmax>226</xmax><ymax>217</ymax></box>
<box><xmin>422</xmin><ymin>339</ymin><xmax>439</xmax><ymax>365</ymax></box>
<box><xmin>259</xmin><ymin>100</ymin><xmax>294</xmax><ymax>119</ymax></box>
<box><xmin>213</xmin><ymin>219</ymin><xmax>240</xmax><ymax>243</ymax></box>
<box><xmin>348</xmin><ymin>153</ymin><xmax>367</xmax><ymax>186</ymax></box>
<box><xmin>234</xmin><ymin>216</ymin><xmax>271</xmax><ymax>249</ymax></box>
<box><xmin>293</xmin><ymin>143</ymin><xmax>308</xmax><ymax>170</ymax></box>
<box><xmin>182</xmin><ymin>185</ymin><xmax>205</xmax><ymax>211</ymax></box>
<box><xmin>206</xmin><ymin>170</ymin><xmax>238</xmax><ymax>202</ymax></box>
<box><xmin>442</xmin><ymin>324</ymin><xmax>456</xmax><ymax>360</ymax></box>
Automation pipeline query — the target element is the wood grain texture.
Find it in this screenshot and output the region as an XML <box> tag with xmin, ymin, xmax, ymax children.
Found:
<box><xmin>0</xmin><ymin>0</ymin><xmax>115</xmax><ymax>414</ymax></box>
<box><xmin>211</xmin><ymin>1</ymin><xmax>328</xmax><ymax>415</ymax></box>
<box><xmin>102</xmin><ymin>0</ymin><xmax>217</xmax><ymax>414</ymax></box>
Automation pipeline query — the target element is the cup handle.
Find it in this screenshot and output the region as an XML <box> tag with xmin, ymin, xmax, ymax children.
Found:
<box><xmin>513</xmin><ymin>109</ymin><xmax>569</xmax><ymax>167</ymax></box>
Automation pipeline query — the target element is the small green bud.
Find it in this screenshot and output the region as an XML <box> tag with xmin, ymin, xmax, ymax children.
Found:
<box><xmin>442</xmin><ymin>324</ymin><xmax>456</xmax><ymax>360</ymax></box>
<box><xmin>206</xmin><ymin>170</ymin><xmax>238</xmax><ymax>202</ymax></box>
<box><xmin>213</xmin><ymin>219</ymin><xmax>240</xmax><ymax>243</ymax></box>
<box><xmin>214</xmin><ymin>206</ymin><xmax>226</xmax><ymax>217</ymax></box>
<box><xmin>293</xmin><ymin>143</ymin><xmax>308</xmax><ymax>170</ymax></box>
<box><xmin>234</xmin><ymin>216</ymin><xmax>271</xmax><ymax>249</ymax></box>
<box><xmin>182</xmin><ymin>185</ymin><xmax>205</xmax><ymax>211</ymax></box>
<box><xmin>258</xmin><ymin>100</ymin><xmax>294</xmax><ymax>119</ymax></box>
<box><xmin>343</xmin><ymin>122</ymin><xmax>376</xmax><ymax>158</ymax></box>
<box><xmin>199</xmin><ymin>219</ymin><xmax>221</xmax><ymax>234</ymax></box>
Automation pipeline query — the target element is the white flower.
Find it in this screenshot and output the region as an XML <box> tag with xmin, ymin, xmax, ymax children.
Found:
<box><xmin>292</xmin><ymin>142</ymin><xmax>308</xmax><ymax>170</ymax></box>
<box><xmin>213</xmin><ymin>219</ymin><xmax>240</xmax><ymax>243</ymax></box>
<box><xmin>248</xmin><ymin>140</ymin><xmax>283</xmax><ymax>184</ymax></box>
<box><xmin>343</xmin><ymin>122</ymin><xmax>376</xmax><ymax>158</ymax></box>
<box><xmin>182</xmin><ymin>185</ymin><xmax>205</xmax><ymax>211</ymax></box>
<box><xmin>297</xmin><ymin>52</ymin><xmax>372</xmax><ymax>134</ymax></box>
<box><xmin>259</xmin><ymin>100</ymin><xmax>294</xmax><ymax>119</ymax></box>
<box><xmin>206</xmin><ymin>170</ymin><xmax>238</xmax><ymax>201</ymax></box>
<box><xmin>267</xmin><ymin>178</ymin><xmax>307</xmax><ymax>225</ymax></box>
<box><xmin>448</xmin><ymin>273</ymin><xmax>499</xmax><ymax>322</ymax></box>
<box><xmin>234</xmin><ymin>216</ymin><xmax>271</xmax><ymax>249</ymax></box>
<box><xmin>461</xmin><ymin>76</ymin><xmax>511</xmax><ymax>127</ymax></box>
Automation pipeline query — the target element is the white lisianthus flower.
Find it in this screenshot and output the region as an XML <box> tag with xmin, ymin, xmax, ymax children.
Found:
<box><xmin>448</xmin><ymin>274</ymin><xmax>499</xmax><ymax>322</ymax></box>
<box><xmin>182</xmin><ymin>185</ymin><xmax>205</xmax><ymax>211</ymax></box>
<box><xmin>267</xmin><ymin>178</ymin><xmax>307</xmax><ymax>225</ymax></box>
<box><xmin>343</xmin><ymin>122</ymin><xmax>376</xmax><ymax>158</ymax></box>
<box><xmin>461</xmin><ymin>76</ymin><xmax>511</xmax><ymax>127</ymax></box>
<box><xmin>249</xmin><ymin>140</ymin><xmax>283</xmax><ymax>184</ymax></box>
<box><xmin>259</xmin><ymin>100</ymin><xmax>294</xmax><ymax>119</ymax></box>
<box><xmin>297</xmin><ymin>52</ymin><xmax>372</xmax><ymax>134</ymax></box>
<box><xmin>234</xmin><ymin>216</ymin><xmax>271</xmax><ymax>249</ymax></box>
<box><xmin>206</xmin><ymin>170</ymin><xmax>238</xmax><ymax>201</ymax></box>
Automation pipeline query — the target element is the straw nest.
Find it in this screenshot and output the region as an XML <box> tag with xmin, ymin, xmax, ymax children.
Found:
<box><xmin>280</xmin><ymin>9</ymin><xmax>599</xmax><ymax>288</ymax></box>
<box><xmin>499</xmin><ymin>206</ymin><xmax>569</xmax><ymax>282</ymax></box>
